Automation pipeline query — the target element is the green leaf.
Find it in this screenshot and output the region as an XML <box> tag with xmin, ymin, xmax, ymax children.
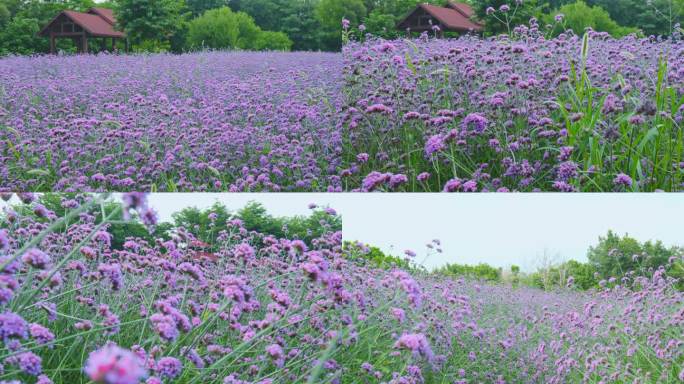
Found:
<box><xmin>26</xmin><ymin>169</ymin><xmax>50</xmax><ymax>176</ymax></box>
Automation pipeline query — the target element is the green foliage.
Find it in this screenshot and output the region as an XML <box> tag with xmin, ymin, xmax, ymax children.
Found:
<box><xmin>7</xmin><ymin>194</ymin><xmax>170</xmax><ymax>250</ymax></box>
<box><xmin>185</xmin><ymin>0</ymin><xmax>227</xmax><ymax>16</ymax></box>
<box><xmin>435</xmin><ymin>262</ymin><xmax>502</xmax><ymax>282</ymax></box>
<box><xmin>588</xmin><ymin>230</ymin><xmax>682</xmax><ymax>279</ymax></box>
<box><xmin>315</xmin><ymin>0</ymin><xmax>366</xmax><ymax>50</ymax></box>
<box><xmin>229</xmin><ymin>0</ymin><xmax>284</xmax><ymax>31</ymax></box>
<box><xmin>0</xmin><ymin>3</ymin><xmax>10</xmax><ymax>28</ymax></box>
<box><xmin>587</xmin><ymin>0</ymin><xmax>684</xmax><ymax>36</ymax></box>
<box><xmin>186</xmin><ymin>7</ymin><xmax>240</xmax><ymax>49</ymax></box>
<box><xmin>563</xmin><ymin>260</ymin><xmax>598</xmax><ymax>289</ymax></box>
<box><xmin>279</xmin><ymin>0</ymin><xmax>325</xmax><ymax>51</ymax></box>
<box><xmin>171</xmin><ymin>202</ymin><xmax>231</xmax><ymax>245</ymax></box>
<box><xmin>115</xmin><ymin>0</ymin><xmax>185</xmax><ymax>48</ymax></box>
<box><xmin>525</xmin><ymin>259</ymin><xmax>598</xmax><ymax>290</ymax></box>
<box><xmin>545</xmin><ymin>1</ymin><xmax>638</xmax><ymax>37</ymax></box>
<box><xmin>237</xmin><ymin>202</ymin><xmax>341</xmax><ymax>245</ymax></box>
<box><xmin>186</xmin><ymin>7</ymin><xmax>291</xmax><ymax>51</ymax></box>
<box><xmin>255</xmin><ymin>30</ymin><xmax>293</xmax><ymax>50</ymax></box>
<box><xmin>343</xmin><ymin>241</ymin><xmax>413</xmax><ymax>270</ymax></box>
<box><xmin>171</xmin><ymin>201</ymin><xmax>341</xmax><ymax>247</ymax></box>
<box><xmin>471</xmin><ymin>0</ymin><xmax>540</xmax><ymax>35</ymax></box>
<box><xmin>363</xmin><ymin>10</ymin><xmax>399</xmax><ymax>39</ymax></box>
<box><xmin>0</xmin><ymin>17</ymin><xmax>42</xmax><ymax>55</ymax></box>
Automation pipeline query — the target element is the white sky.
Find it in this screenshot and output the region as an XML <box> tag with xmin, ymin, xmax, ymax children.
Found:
<box><xmin>3</xmin><ymin>194</ymin><xmax>682</xmax><ymax>272</ymax></box>
<box><xmin>143</xmin><ymin>193</ymin><xmax>683</xmax><ymax>272</ymax></box>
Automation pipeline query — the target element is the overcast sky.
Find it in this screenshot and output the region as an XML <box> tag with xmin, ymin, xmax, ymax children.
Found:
<box><xmin>143</xmin><ymin>193</ymin><xmax>683</xmax><ymax>272</ymax></box>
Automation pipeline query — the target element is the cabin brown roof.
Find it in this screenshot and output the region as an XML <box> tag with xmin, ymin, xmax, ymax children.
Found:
<box><xmin>447</xmin><ymin>1</ymin><xmax>475</xmax><ymax>18</ymax></box>
<box><xmin>39</xmin><ymin>8</ymin><xmax>125</xmax><ymax>38</ymax></box>
<box><xmin>88</xmin><ymin>7</ymin><xmax>116</xmax><ymax>25</ymax></box>
<box><xmin>398</xmin><ymin>2</ymin><xmax>483</xmax><ymax>32</ymax></box>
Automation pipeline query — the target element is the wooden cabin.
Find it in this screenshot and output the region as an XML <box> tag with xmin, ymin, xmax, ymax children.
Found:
<box><xmin>189</xmin><ymin>240</ymin><xmax>218</xmax><ymax>263</ymax></box>
<box><xmin>38</xmin><ymin>8</ymin><xmax>126</xmax><ymax>54</ymax></box>
<box><xmin>398</xmin><ymin>1</ymin><xmax>483</xmax><ymax>34</ymax></box>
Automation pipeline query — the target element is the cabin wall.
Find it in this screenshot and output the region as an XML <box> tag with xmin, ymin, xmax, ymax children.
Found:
<box><xmin>47</xmin><ymin>15</ymin><xmax>84</xmax><ymax>35</ymax></box>
<box><xmin>400</xmin><ymin>9</ymin><xmax>440</xmax><ymax>31</ymax></box>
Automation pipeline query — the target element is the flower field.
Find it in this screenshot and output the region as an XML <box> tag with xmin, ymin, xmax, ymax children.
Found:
<box><xmin>0</xmin><ymin>52</ymin><xmax>343</xmax><ymax>192</ymax></box>
<box><xmin>0</xmin><ymin>193</ymin><xmax>681</xmax><ymax>383</ymax></box>
<box><xmin>3</xmin><ymin>30</ymin><xmax>684</xmax><ymax>193</ymax></box>
<box><xmin>342</xmin><ymin>31</ymin><xmax>684</xmax><ymax>192</ymax></box>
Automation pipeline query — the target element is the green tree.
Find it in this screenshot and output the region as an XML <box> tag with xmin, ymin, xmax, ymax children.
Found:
<box><xmin>0</xmin><ymin>17</ymin><xmax>42</xmax><ymax>55</ymax></box>
<box><xmin>187</xmin><ymin>7</ymin><xmax>240</xmax><ymax>49</ymax></box>
<box><xmin>0</xmin><ymin>3</ymin><xmax>10</xmax><ymax>28</ymax></box>
<box><xmin>587</xmin><ymin>0</ymin><xmax>683</xmax><ymax>36</ymax></box>
<box><xmin>436</xmin><ymin>262</ymin><xmax>502</xmax><ymax>282</ymax></box>
<box><xmin>279</xmin><ymin>0</ymin><xmax>325</xmax><ymax>51</ymax></box>
<box><xmin>587</xmin><ymin>230</ymin><xmax>680</xmax><ymax>279</ymax></box>
<box><xmin>233</xmin><ymin>10</ymin><xmax>262</xmax><ymax>49</ymax></box>
<box><xmin>471</xmin><ymin>0</ymin><xmax>540</xmax><ymax>35</ymax></box>
<box><xmin>185</xmin><ymin>0</ymin><xmax>227</xmax><ymax>16</ymax></box>
<box><xmin>229</xmin><ymin>0</ymin><xmax>283</xmax><ymax>31</ymax></box>
<box><xmin>255</xmin><ymin>30</ymin><xmax>293</xmax><ymax>50</ymax></box>
<box><xmin>172</xmin><ymin>201</ymin><xmax>231</xmax><ymax>245</ymax></box>
<box><xmin>588</xmin><ymin>231</ymin><xmax>645</xmax><ymax>278</ymax></box>
<box><xmin>363</xmin><ymin>10</ymin><xmax>398</xmax><ymax>38</ymax></box>
<box><xmin>343</xmin><ymin>241</ymin><xmax>412</xmax><ymax>270</ymax></box>
<box><xmin>186</xmin><ymin>7</ymin><xmax>291</xmax><ymax>51</ymax></box>
<box><xmin>115</xmin><ymin>0</ymin><xmax>185</xmax><ymax>48</ymax></box>
<box><xmin>315</xmin><ymin>0</ymin><xmax>366</xmax><ymax>50</ymax></box>
<box><xmin>563</xmin><ymin>260</ymin><xmax>598</xmax><ymax>290</ymax></box>
<box><xmin>545</xmin><ymin>1</ymin><xmax>638</xmax><ymax>37</ymax></box>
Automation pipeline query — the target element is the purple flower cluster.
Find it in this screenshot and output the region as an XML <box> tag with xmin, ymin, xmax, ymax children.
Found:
<box><xmin>342</xmin><ymin>32</ymin><xmax>684</xmax><ymax>192</ymax></box>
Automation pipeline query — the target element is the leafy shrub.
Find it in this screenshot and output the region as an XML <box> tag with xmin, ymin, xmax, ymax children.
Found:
<box><xmin>315</xmin><ymin>0</ymin><xmax>366</xmax><ymax>50</ymax></box>
<box><xmin>254</xmin><ymin>30</ymin><xmax>292</xmax><ymax>51</ymax></box>
<box><xmin>186</xmin><ymin>7</ymin><xmax>292</xmax><ymax>51</ymax></box>
<box><xmin>186</xmin><ymin>7</ymin><xmax>241</xmax><ymax>49</ymax></box>
<box><xmin>588</xmin><ymin>230</ymin><xmax>682</xmax><ymax>279</ymax></box>
<box><xmin>435</xmin><ymin>262</ymin><xmax>502</xmax><ymax>282</ymax></box>
<box><xmin>0</xmin><ymin>17</ymin><xmax>41</xmax><ymax>56</ymax></box>
<box><xmin>343</xmin><ymin>241</ymin><xmax>414</xmax><ymax>270</ymax></box>
<box><xmin>545</xmin><ymin>1</ymin><xmax>639</xmax><ymax>37</ymax></box>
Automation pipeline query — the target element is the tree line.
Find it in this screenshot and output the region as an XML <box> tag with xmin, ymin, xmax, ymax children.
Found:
<box><xmin>1</xmin><ymin>0</ymin><xmax>682</xmax><ymax>55</ymax></box>
<box><xmin>4</xmin><ymin>194</ymin><xmax>341</xmax><ymax>251</ymax></box>
<box><xmin>472</xmin><ymin>0</ymin><xmax>683</xmax><ymax>38</ymax></box>
<box><xmin>348</xmin><ymin>231</ymin><xmax>683</xmax><ymax>292</ymax></box>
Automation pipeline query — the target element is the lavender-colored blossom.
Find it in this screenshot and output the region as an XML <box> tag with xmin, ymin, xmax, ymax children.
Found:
<box><xmin>21</xmin><ymin>248</ymin><xmax>51</xmax><ymax>269</ymax></box>
<box><xmin>155</xmin><ymin>357</ymin><xmax>182</xmax><ymax>379</ymax></box>
<box><xmin>84</xmin><ymin>344</ymin><xmax>147</xmax><ymax>384</ymax></box>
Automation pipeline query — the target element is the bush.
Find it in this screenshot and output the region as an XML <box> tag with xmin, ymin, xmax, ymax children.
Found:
<box><xmin>132</xmin><ymin>39</ymin><xmax>171</xmax><ymax>53</ymax></box>
<box><xmin>435</xmin><ymin>262</ymin><xmax>502</xmax><ymax>282</ymax></box>
<box><xmin>363</xmin><ymin>10</ymin><xmax>399</xmax><ymax>39</ymax></box>
<box><xmin>254</xmin><ymin>30</ymin><xmax>293</xmax><ymax>50</ymax></box>
<box><xmin>186</xmin><ymin>7</ymin><xmax>292</xmax><ymax>51</ymax></box>
<box><xmin>587</xmin><ymin>230</ymin><xmax>681</xmax><ymax>279</ymax></box>
<box><xmin>343</xmin><ymin>241</ymin><xmax>414</xmax><ymax>270</ymax></box>
<box><xmin>187</xmin><ymin>7</ymin><xmax>241</xmax><ymax>49</ymax></box>
<box><xmin>0</xmin><ymin>16</ymin><xmax>49</xmax><ymax>55</ymax></box>
<box><xmin>545</xmin><ymin>1</ymin><xmax>639</xmax><ymax>37</ymax></box>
